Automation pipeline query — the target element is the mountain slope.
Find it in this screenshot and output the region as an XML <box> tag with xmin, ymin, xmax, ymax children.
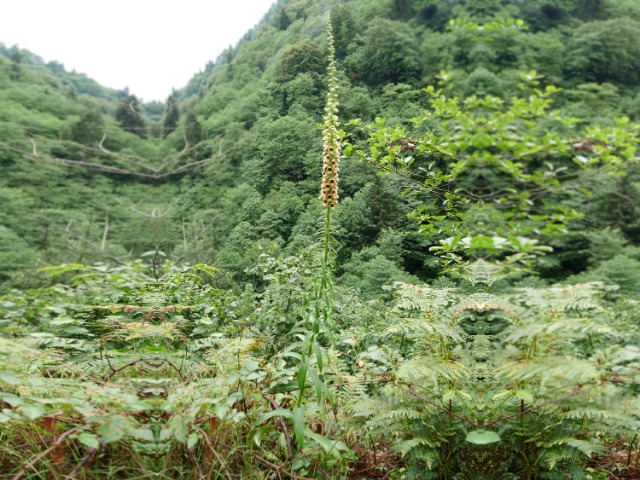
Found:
<box><xmin>1</xmin><ymin>0</ymin><xmax>639</xmax><ymax>296</ymax></box>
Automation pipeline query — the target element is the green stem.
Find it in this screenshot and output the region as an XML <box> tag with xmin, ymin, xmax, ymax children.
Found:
<box><xmin>296</xmin><ymin>207</ymin><xmax>332</xmax><ymax>409</ymax></box>
<box><xmin>527</xmin><ymin>334</ymin><xmax>537</xmax><ymax>360</ymax></box>
<box><xmin>320</xmin><ymin>204</ymin><xmax>332</xmax><ymax>298</ymax></box>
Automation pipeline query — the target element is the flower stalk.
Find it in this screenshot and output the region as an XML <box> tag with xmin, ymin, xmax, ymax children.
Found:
<box><xmin>295</xmin><ymin>18</ymin><xmax>342</xmax><ymax>411</ymax></box>
<box><xmin>320</xmin><ymin>18</ymin><xmax>341</xmax><ymax>294</ymax></box>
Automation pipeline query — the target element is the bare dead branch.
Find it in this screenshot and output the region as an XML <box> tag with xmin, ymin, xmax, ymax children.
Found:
<box><xmin>0</xmin><ymin>136</ymin><xmax>235</xmax><ymax>181</ymax></box>
<box><xmin>100</xmin><ymin>214</ymin><xmax>109</xmax><ymax>252</ymax></box>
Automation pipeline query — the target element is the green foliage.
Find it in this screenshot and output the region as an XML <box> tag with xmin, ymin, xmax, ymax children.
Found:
<box><xmin>348</xmin><ymin>18</ymin><xmax>423</xmax><ymax>86</ymax></box>
<box><xmin>329</xmin><ymin>5</ymin><xmax>359</xmax><ymax>59</ymax></box>
<box><xmin>72</xmin><ymin>106</ymin><xmax>106</xmax><ymax>145</ymax></box>
<box><xmin>162</xmin><ymin>93</ymin><xmax>180</xmax><ymax>137</ymax></box>
<box><xmin>115</xmin><ymin>94</ymin><xmax>147</xmax><ymax>137</ymax></box>
<box><xmin>352</xmin><ymin>278</ymin><xmax>638</xmax><ymax>478</ymax></box>
<box><xmin>252</xmin><ymin>109</ymin><xmax>320</xmax><ymax>194</ymax></box>
<box><xmin>0</xmin><ymin>226</ymin><xmax>37</xmax><ymax>285</ymax></box>
<box><xmin>277</xmin><ymin>39</ymin><xmax>326</xmax><ymax>82</ymax></box>
<box><xmin>359</xmin><ymin>84</ymin><xmax>638</xmax><ymax>274</ymax></box>
<box><xmin>565</xmin><ymin>18</ymin><xmax>640</xmax><ymax>85</ymax></box>
<box><xmin>0</xmin><ymin>260</ymin><xmax>351</xmax><ymax>477</ymax></box>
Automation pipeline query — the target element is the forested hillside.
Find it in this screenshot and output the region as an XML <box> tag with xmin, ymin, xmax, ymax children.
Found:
<box><xmin>1</xmin><ymin>0</ymin><xmax>639</xmax><ymax>478</ymax></box>
<box><xmin>2</xmin><ymin>0</ymin><xmax>640</xmax><ymax>294</ymax></box>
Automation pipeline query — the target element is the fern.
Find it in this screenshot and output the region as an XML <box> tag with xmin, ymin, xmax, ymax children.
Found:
<box><xmin>398</xmin><ymin>358</ymin><xmax>469</xmax><ymax>385</ymax></box>
<box><xmin>499</xmin><ymin>357</ymin><xmax>600</xmax><ymax>384</ymax></box>
<box><xmin>544</xmin><ymin>437</ymin><xmax>606</xmax><ymax>463</ymax></box>
<box><xmin>391</xmin><ymin>436</ymin><xmax>438</xmax><ymax>455</ymax></box>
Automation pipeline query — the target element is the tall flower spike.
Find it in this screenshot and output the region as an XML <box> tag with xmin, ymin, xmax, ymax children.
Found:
<box><xmin>320</xmin><ymin>19</ymin><xmax>340</xmax><ymax>209</ymax></box>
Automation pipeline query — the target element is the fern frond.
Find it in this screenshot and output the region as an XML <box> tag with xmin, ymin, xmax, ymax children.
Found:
<box><xmin>499</xmin><ymin>357</ymin><xmax>599</xmax><ymax>384</ymax></box>
<box><xmin>376</xmin><ymin>407</ymin><xmax>423</xmax><ymax>422</ymax></box>
<box><xmin>391</xmin><ymin>436</ymin><xmax>438</xmax><ymax>456</ymax></box>
<box><xmin>545</xmin><ymin>437</ymin><xmax>605</xmax><ymax>457</ymax></box>
<box><xmin>391</xmin><ymin>282</ymin><xmax>455</xmax><ymax>314</ymax></box>
<box><xmin>398</xmin><ymin>358</ymin><xmax>468</xmax><ymax>385</ymax></box>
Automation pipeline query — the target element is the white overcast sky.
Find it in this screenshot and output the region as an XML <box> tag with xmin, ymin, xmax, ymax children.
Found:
<box><xmin>0</xmin><ymin>0</ymin><xmax>275</xmax><ymax>101</ymax></box>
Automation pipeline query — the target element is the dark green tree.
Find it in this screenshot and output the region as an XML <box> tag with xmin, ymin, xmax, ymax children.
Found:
<box><xmin>268</xmin><ymin>40</ymin><xmax>326</xmax><ymax>114</ymax></box>
<box><xmin>513</xmin><ymin>0</ymin><xmax>572</xmax><ymax>30</ymax></box>
<box><xmin>183</xmin><ymin>110</ymin><xmax>202</xmax><ymax>146</ymax></box>
<box><xmin>162</xmin><ymin>93</ymin><xmax>180</xmax><ymax>138</ymax></box>
<box><xmin>9</xmin><ymin>46</ymin><xmax>21</xmax><ymax>80</ymax></box>
<box><xmin>455</xmin><ymin>0</ymin><xmax>510</xmax><ymax>20</ymax></box>
<box><xmin>348</xmin><ymin>18</ymin><xmax>422</xmax><ymax>86</ymax></box>
<box><xmin>414</xmin><ymin>0</ymin><xmax>458</xmax><ymax>29</ymax></box>
<box><xmin>565</xmin><ymin>18</ymin><xmax>640</xmax><ymax>85</ymax></box>
<box><xmin>391</xmin><ymin>0</ymin><xmax>414</xmax><ymax>20</ymax></box>
<box><xmin>252</xmin><ymin>111</ymin><xmax>319</xmax><ymax>194</ymax></box>
<box><xmin>277</xmin><ymin>39</ymin><xmax>325</xmax><ymax>82</ymax></box>
<box><xmin>275</xmin><ymin>7</ymin><xmax>291</xmax><ymax>30</ymax></box>
<box><xmin>573</xmin><ymin>0</ymin><xmax>606</xmax><ymax>20</ymax></box>
<box><xmin>72</xmin><ymin>107</ymin><xmax>105</xmax><ymax>145</ymax></box>
<box><xmin>115</xmin><ymin>94</ymin><xmax>147</xmax><ymax>137</ymax></box>
<box><xmin>329</xmin><ymin>6</ymin><xmax>358</xmax><ymax>59</ymax></box>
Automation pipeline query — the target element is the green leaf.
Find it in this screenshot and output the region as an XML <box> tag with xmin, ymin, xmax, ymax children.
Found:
<box><xmin>308</xmin><ymin>367</ymin><xmax>326</xmax><ymax>404</ymax></box>
<box><xmin>253</xmin><ymin>424</ymin><xmax>273</xmax><ymax>447</ymax></box>
<box><xmin>256</xmin><ymin>408</ymin><xmax>292</xmax><ymax>425</ymax></box>
<box><xmin>98</xmin><ymin>416</ymin><xmax>127</xmax><ymax>443</ymax></box>
<box><xmin>313</xmin><ymin>341</ymin><xmax>323</xmax><ymax>372</ymax></box>
<box><xmin>267</xmin><ymin>380</ymin><xmax>298</xmax><ymax>393</ymax></box>
<box><xmin>0</xmin><ymin>392</ymin><xmax>23</xmax><ymax>407</ymax></box>
<box><xmin>172</xmin><ymin>418</ymin><xmax>189</xmax><ymax>443</ymax></box>
<box><xmin>0</xmin><ymin>371</ymin><xmax>20</xmax><ymax>385</ymax></box>
<box><xmin>297</xmin><ymin>358</ymin><xmax>308</xmax><ymax>392</ymax></box>
<box><xmin>443</xmin><ymin>390</ymin><xmax>456</xmax><ymax>403</ymax></box>
<box><xmin>60</xmin><ymin>325</ymin><xmax>90</xmax><ymax>335</ymax></box>
<box><xmin>492</xmin><ymin>390</ymin><xmax>513</xmax><ymax>400</ymax></box>
<box><xmin>120</xmin><ymin>396</ymin><xmax>150</xmax><ymax>412</ymax></box>
<box><xmin>77</xmin><ymin>433</ymin><xmax>100</xmax><ymax>449</ymax></box>
<box><xmin>29</xmin><ymin>332</ymin><xmax>54</xmax><ymax>338</ymax></box>
<box><xmin>187</xmin><ymin>432</ymin><xmax>200</xmax><ymax>449</ymax></box>
<box><xmin>466</xmin><ymin>430</ymin><xmax>501</xmax><ymax>445</ymax></box>
<box><xmin>20</xmin><ymin>403</ymin><xmax>46</xmax><ymax>420</ymax></box>
<box><xmin>214</xmin><ymin>403</ymin><xmax>228</xmax><ymax>420</ymax></box>
<box><xmin>49</xmin><ymin>316</ymin><xmax>74</xmax><ymax>326</ymax></box>
<box><xmin>293</xmin><ymin>406</ymin><xmax>305</xmax><ymax>449</ymax></box>
<box><xmin>304</xmin><ymin>428</ymin><xmax>349</xmax><ymax>456</ymax></box>
<box><xmin>515</xmin><ymin>389</ymin><xmax>534</xmax><ymax>403</ymax></box>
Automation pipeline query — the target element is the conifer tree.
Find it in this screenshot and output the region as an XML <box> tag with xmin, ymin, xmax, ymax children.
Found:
<box><xmin>115</xmin><ymin>94</ymin><xmax>147</xmax><ymax>138</ymax></box>
<box><xmin>72</xmin><ymin>108</ymin><xmax>105</xmax><ymax>145</ymax></box>
<box><xmin>162</xmin><ymin>93</ymin><xmax>180</xmax><ymax>138</ymax></box>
